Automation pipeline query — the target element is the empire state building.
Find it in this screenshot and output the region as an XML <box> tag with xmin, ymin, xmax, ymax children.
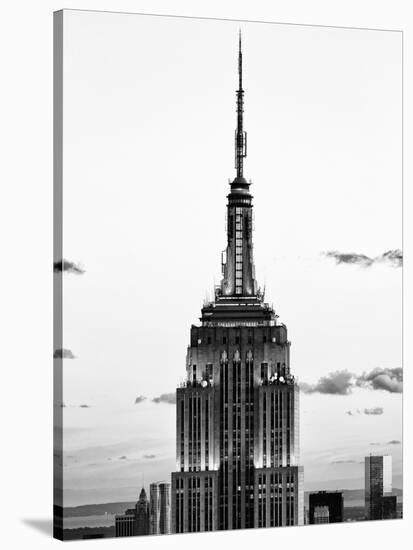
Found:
<box><xmin>171</xmin><ymin>34</ymin><xmax>304</xmax><ymax>533</ymax></box>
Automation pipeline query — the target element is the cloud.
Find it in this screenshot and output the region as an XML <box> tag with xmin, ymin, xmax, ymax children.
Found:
<box><xmin>54</xmin><ymin>348</ymin><xmax>76</xmax><ymax>359</ymax></box>
<box><xmin>143</xmin><ymin>454</ymin><xmax>157</xmax><ymax>460</ymax></box>
<box><xmin>302</xmin><ymin>367</ymin><xmax>402</xmax><ymax>396</ymax></box>
<box><xmin>300</xmin><ymin>370</ymin><xmax>354</xmax><ymax>395</ymax></box>
<box><xmin>135</xmin><ymin>395</ymin><xmax>147</xmax><ymax>405</ymax></box>
<box><xmin>323</xmin><ymin>251</ymin><xmax>373</xmax><ymax>267</ymax></box>
<box><xmin>152</xmin><ymin>393</ymin><xmax>176</xmax><ymax>404</ymax></box>
<box><xmin>357</xmin><ymin>367</ymin><xmax>403</xmax><ymax>393</ymax></box>
<box><xmin>370</xmin><ymin>440</ymin><xmax>401</xmax><ymax>446</ymax></box>
<box><xmin>119</xmin><ymin>456</ymin><xmax>127</xmax><ymax>460</ymax></box>
<box><xmin>79</xmin><ymin>404</ymin><xmax>90</xmax><ymax>408</ymax></box>
<box><xmin>53</xmin><ymin>258</ymin><xmax>85</xmax><ymax>274</ymax></box>
<box><xmin>347</xmin><ymin>408</ymin><xmax>384</xmax><ymax>416</ymax></box>
<box><xmin>322</xmin><ymin>249</ymin><xmax>402</xmax><ymax>268</ymax></box>
<box><xmin>363</xmin><ymin>407</ymin><xmax>384</xmax><ymax>415</ymax></box>
<box><xmin>378</xmin><ymin>249</ymin><xmax>403</xmax><ymax>268</ymax></box>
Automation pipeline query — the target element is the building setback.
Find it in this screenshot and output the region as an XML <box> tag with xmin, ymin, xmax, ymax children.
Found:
<box><xmin>309</xmin><ymin>491</ymin><xmax>344</xmax><ymax>524</ymax></box>
<box><xmin>365</xmin><ymin>455</ymin><xmax>393</xmax><ymax>520</ymax></box>
<box><xmin>171</xmin><ymin>34</ymin><xmax>304</xmax><ymax>534</ymax></box>
<box><xmin>150</xmin><ymin>482</ymin><xmax>171</xmax><ymax>534</ymax></box>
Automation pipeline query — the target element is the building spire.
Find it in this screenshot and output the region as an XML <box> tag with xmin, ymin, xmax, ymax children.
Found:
<box><xmin>238</xmin><ymin>29</ymin><xmax>242</xmax><ymax>91</ymax></box>
<box><xmin>234</xmin><ymin>30</ymin><xmax>247</xmax><ymax>181</ymax></box>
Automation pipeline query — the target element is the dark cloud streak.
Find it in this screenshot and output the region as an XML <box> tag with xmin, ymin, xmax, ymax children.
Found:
<box><xmin>363</xmin><ymin>407</ymin><xmax>384</xmax><ymax>415</ymax></box>
<box><xmin>54</xmin><ymin>348</ymin><xmax>76</xmax><ymax>359</ymax></box>
<box><xmin>370</xmin><ymin>440</ymin><xmax>401</xmax><ymax>446</ymax></box>
<box><xmin>53</xmin><ymin>258</ymin><xmax>86</xmax><ymax>274</ymax></box>
<box><xmin>323</xmin><ymin>251</ymin><xmax>373</xmax><ymax>267</ymax></box>
<box><xmin>135</xmin><ymin>395</ymin><xmax>147</xmax><ymax>405</ymax></box>
<box><xmin>322</xmin><ymin>249</ymin><xmax>402</xmax><ymax>268</ymax></box>
<box><xmin>152</xmin><ymin>393</ymin><xmax>176</xmax><ymax>405</ymax></box>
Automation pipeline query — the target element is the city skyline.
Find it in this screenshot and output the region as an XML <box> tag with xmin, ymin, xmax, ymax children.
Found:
<box><xmin>57</xmin><ymin>10</ymin><xmax>402</xmax><ymax>512</ymax></box>
<box><xmin>63</xmin><ymin>451</ymin><xmax>401</xmax><ymax>539</ymax></box>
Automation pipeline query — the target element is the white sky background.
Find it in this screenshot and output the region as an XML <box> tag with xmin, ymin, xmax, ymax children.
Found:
<box><xmin>60</xmin><ymin>10</ymin><xmax>402</xmax><ymax>506</ymax></box>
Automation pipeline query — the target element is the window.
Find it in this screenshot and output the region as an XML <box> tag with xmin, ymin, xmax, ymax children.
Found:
<box><xmin>223</xmin><ymin>336</ymin><xmax>227</xmax><ymax>345</ymax></box>
<box><xmin>207</xmin><ymin>336</ymin><xmax>211</xmax><ymax>344</ymax></box>
<box><xmin>263</xmin><ymin>335</ymin><xmax>267</xmax><ymax>344</ymax></box>
<box><xmin>261</xmin><ymin>362</ymin><xmax>268</xmax><ymax>381</ymax></box>
<box><xmin>235</xmin><ymin>336</ymin><xmax>240</xmax><ymax>345</ymax></box>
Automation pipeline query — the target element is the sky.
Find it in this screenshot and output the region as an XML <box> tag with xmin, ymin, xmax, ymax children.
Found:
<box><xmin>57</xmin><ymin>10</ymin><xmax>402</xmax><ymax>507</ymax></box>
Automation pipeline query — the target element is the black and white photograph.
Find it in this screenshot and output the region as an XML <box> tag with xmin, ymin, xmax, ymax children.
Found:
<box><xmin>4</xmin><ymin>3</ymin><xmax>411</xmax><ymax>549</ymax></box>
<box><xmin>52</xmin><ymin>9</ymin><xmax>403</xmax><ymax>541</ymax></box>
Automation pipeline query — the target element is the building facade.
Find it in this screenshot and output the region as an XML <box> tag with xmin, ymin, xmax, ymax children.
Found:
<box><xmin>378</xmin><ymin>495</ymin><xmax>397</xmax><ymax>520</ymax></box>
<box><xmin>365</xmin><ymin>455</ymin><xmax>393</xmax><ymax>520</ymax></box>
<box><xmin>309</xmin><ymin>491</ymin><xmax>343</xmax><ymax>524</ymax></box>
<box><xmin>171</xmin><ymin>35</ymin><xmax>304</xmax><ymax>534</ymax></box>
<box><xmin>150</xmin><ymin>481</ymin><xmax>171</xmax><ymax>535</ymax></box>
<box><xmin>115</xmin><ymin>508</ymin><xmax>137</xmax><ymax>537</ymax></box>
<box><xmin>115</xmin><ymin>487</ymin><xmax>150</xmax><ymax>537</ymax></box>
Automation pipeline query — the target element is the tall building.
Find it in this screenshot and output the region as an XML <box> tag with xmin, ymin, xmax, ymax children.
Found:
<box><xmin>150</xmin><ymin>481</ymin><xmax>171</xmax><ymax>534</ymax></box>
<box><xmin>136</xmin><ymin>487</ymin><xmax>150</xmax><ymax>535</ymax></box>
<box><xmin>115</xmin><ymin>487</ymin><xmax>150</xmax><ymax>537</ymax></box>
<box><xmin>365</xmin><ymin>455</ymin><xmax>392</xmax><ymax>520</ymax></box>
<box><xmin>309</xmin><ymin>491</ymin><xmax>343</xmax><ymax>524</ymax></box>
<box><xmin>171</xmin><ymin>33</ymin><xmax>304</xmax><ymax>534</ymax></box>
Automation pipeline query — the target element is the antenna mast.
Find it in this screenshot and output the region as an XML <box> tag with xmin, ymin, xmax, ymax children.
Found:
<box><xmin>235</xmin><ymin>30</ymin><xmax>247</xmax><ymax>179</ymax></box>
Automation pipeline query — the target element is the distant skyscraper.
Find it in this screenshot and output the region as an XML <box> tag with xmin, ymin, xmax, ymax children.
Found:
<box><xmin>115</xmin><ymin>508</ymin><xmax>138</xmax><ymax>537</ymax></box>
<box><xmin>378</xmin><ymin>495</ymin><xmax>397</xmax><ymax>520</ymax></box>
<box><xmin>171</xmin><ymin>33</ymin><xmax>304</xmax><ymax>534</ymax></box>
<box><xmin>365</xmin><ymin>455</ymin><xmax>392</xmax><ymax>520</ymax></box>
<box><xmin>313</xmin><ymin>506</ymin><xmax>329</xmax><ymax>524</ymax></box>
<box><xmin>136</xmin><ymin>487</ymin><xmax>150</xmax><ymax>535</ymax></box>
<box><xmin>309</xmin><ymin>491</ymin><xmax>343</xmax><ymax>524</ymax></box>
<box><xmin>150</xmin><ymin>482</ymin><xmax>171</xmax><ymax>534</ymax></box>
<box><xmin>115</xmin><ymin>487</ymin><xmax>150</xmax><ymax>537</ymax></box>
